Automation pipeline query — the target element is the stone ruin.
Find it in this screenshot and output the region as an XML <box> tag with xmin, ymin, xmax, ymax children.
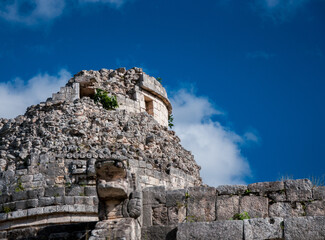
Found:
<box><xmin>0</xmin><ymin>67</ymin><xmax>324</xmax><ymax>240</ymax></box>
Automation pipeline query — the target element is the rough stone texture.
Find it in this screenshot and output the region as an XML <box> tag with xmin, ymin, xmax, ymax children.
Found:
<box><xmin>306</xmin><ymin>200</ymin><xmax>325</xmax><ymax>216</ymax></box>
<box><xmin>285</xmin><ymin>179</ymin><xmax>313</xmax><ymax>201</ymax></box>
<box><xmin>269</xmin><ymin>202</ymin><xmax>293</xmax><ymax>218</ymax></box>
<box><xmin>216</xmin><ymin>185</ymin><xmax>247</xmax><ymax>195</ymax></box>
<box><xmin>141</xmin><ymin>225</ymin><xmax>177</xmax><ymax>240</ymax></box>
<box><xmin>216</xmin><ymin>195</ymin><xmax>239</xmax><ymax>220</ymax></box>
<box><xmin>244</xmin><ymin>217</ymin><xmax>284</xmax><ymax>240</ymax></box>
<box><xmin>313</xmin><ymin>186</ymin><xmax>325</xmax><ymax>200</ymax></box>
<box><xmin>177</xmin><ymin>220</ymin><xmax>243</xmax><ymax>240</ymax></box>
<box><xmin>284</xmin><ymin>216</ymin><xmax>325</xmax><ymax>240</ymax></box>
<box><xmin>248</xmin><ymin>181</ymin><xmax>284</xmax><ymax>194</ymax></box>
<box><xmin>187</xmin><ymin>187</ymin><xmax>216</xmax><ymax>222</ymax></box>
<box><xmin>240</xmin><ymin>195</ymin><xmax>268</xmax><ymax>218</ymax></box>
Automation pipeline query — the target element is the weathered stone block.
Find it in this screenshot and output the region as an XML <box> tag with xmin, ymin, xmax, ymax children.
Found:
<box><xmin>248</xmin><ymin>181</ymin><xmax>284</xmax><ymax>194</ymax></box>
<box><xmin>306</xmin><ymin>200</ymin><xmax>325</xmax><ymax>216</ymax></box>
<box><xmin>240</xmin><ymin>195</ymin><xmax>268</xmax><ymax>218</ymax></box>
<box><xmin>285</xmin><ymin>179</ymin><xmax>312</xmax><ymax>201</ymax></box>
<box><xmin>141</xmin><ymin>225</ymin><xmax>177</xmax><ymax>240</ymax></box>
<box><xmin>269</xmin><ymin>202</ymin><xmax>292</xmax><ymax>218</ymax></box>
<box><xmin>44</xmin><ymin>187</ymin><xmax>65</xmax><ymax>197</ymax></box>
<box><xmin>39</xmin><ymin>197</ymin><xmax>54</xmax><ymax>207</ymax></box>
<box><xmin>216</xmin><ymin>185</ymin><xmax>247</xmax><ymax>195</ymax></box>
<box><xmin>216</xmin><ymin>195</ymin><xmax>239</xmax><ymax>220</ymax></box>
<box><xmin>26</xmin><ymin>199</ymin><xmax>38</xmax><ymax>208</ymax></box>
<box><xmin>166</xmin><ymin>189</ymin><xmax>186</xmax><ymax>207</ymax></box>
<box><xmin>177</xmin><ymin>220</ymin><xmax>243</xmax><ymax>240</ymax></box>
<box><xmin>244</xmin><ymin>217</ymin><xmax>284</xmax><ymax>240</ymax></box>
<box><xmin>12</xmin><ymin>190</ymin><xmax>28</xmax><ymax>201</ymax></box>
<box><xmin>284</xmin><ymin>216</ymin><xmax>325</xmax><ymax>240</ymax></box>
<box><xmin>85</xmin><ymin>186</ymin><xmax>97</xmax><ymax>196</ymax></box>
<box><xmin>313</xmin><ymin>186</ymin><xmax>325</xmax><ymax>200</ymax></box>
<box><xmin>152</xmin><ymin>206</ymin><xmax>168</xmax><ymax>225</ymax></box>
<box><xmin>143</xmin><ymin>186</ymin><xmax>166</xmax><ymax>206</ymax></box>
<box><xmin>187</xmin><ymin>186</ymin><xmax>216</xmax><ymax>222</ymax></box>
<box><xmin>143</xmin><ymin>205</ymin><xmax>152</xmax><ymax>227</ymax></box>
<box><xmin>65</xmin><ymin>186</ymin><xmax>84</xmax><ymax>196</ymax></box>
<box><xmin>168</xmin><ymin>206</ymin><xmax>186</xmax><ymax>224</ymax></box>
<box><xmin>15</xmin><ymin>200</ymin><xmax>27</xmax><ymax>210</ymax></box>
<box><xmin>27</xmin><ymin>188</ymin><xmax>44</xmax><ymax>199</ymax></box>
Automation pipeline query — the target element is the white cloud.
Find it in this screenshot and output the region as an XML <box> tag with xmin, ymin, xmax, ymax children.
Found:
<box><xmin>0</xmin><ymin>0</ymin><xmax>66</xmax><ymax>25</ymax></box>
<box><xmin>253</xmin><ymin>0</ymin><xmax>309</xmax><ymax>22</ymax></box>
<box><xmin>0</xmin><ymin>69</ymin><xmax>71</xmax><ymax>118</ymax></box>
<box><xmin>0</xmin><ymin>0</ymin><xmax>130</xmax><ymax>26</ymax></box>
<box><xmin>171</xmin><ymin>90</ymin><xmax>256</xmax><ymax>186</ymax></box>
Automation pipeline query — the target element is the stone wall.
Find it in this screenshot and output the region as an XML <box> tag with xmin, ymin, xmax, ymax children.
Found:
<box><xmin>141</xmin><ymin>179</ymin><xmax>325</xmax><ymax>239</ymax></box>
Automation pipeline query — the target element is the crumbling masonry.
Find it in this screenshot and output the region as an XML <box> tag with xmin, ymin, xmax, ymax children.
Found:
<box><xmin>0</xmin><ymin>67</ymin><xmax>324</xmax><ymax>240</ymax></box>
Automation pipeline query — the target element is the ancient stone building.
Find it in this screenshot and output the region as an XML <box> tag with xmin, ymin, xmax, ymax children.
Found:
<box><xmin>0</xmin><ymin>67</ymin><xmax>324</xmax><ymax>240</ymax></box>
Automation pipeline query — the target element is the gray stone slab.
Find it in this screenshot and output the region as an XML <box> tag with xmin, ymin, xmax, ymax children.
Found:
<box><xmin>141</xmin><ymin>225</ymin><xmax>177</xmax><ymax>240</ymax></box>
<box><xmin>285</xmin><ymin>179</ymin><xmax>312</xmax><ymax>201</ymax></box>
<box><xmin>244</xmin><ymin>217</ymin><xmax>284</xmax><ymax>240</ymax></box>
<box><xmin>177</xmin><ymin>220</ymin><xmax>243</xmax><ymax>240</ymax></box>
<box><xmin>216</xmin><ymin>185</ymin><xmax>247</xmax><ymax>195</ymax></box>
<box><xmin>166</xmin><ymin>189</ymin><xmax>186</xmax><ymax>207</ymax></box>
<box><xmin>216</xmin><ymin>195</ymin><xmax>239</xmax><ymax>220</ymax></box>
<box><xmin>284</xmin><ymin>216</ymin><xmax>325</xmax><ymax>240</ymax></box>
<box><xmin>305</xmin><ymin>200</ymin><xmax>325</xmax><ymax>216</ymax></box>
<box><xmin>269</xmin><ymin>202</ymin><xmax>293</xmax><ymax>218</ymax></box>
<box><xmin>247</xmin><ymin>181</ymin><xmax>284</xmax><ymax>193</ymax></box>
<box><xmin>143</xmin><ymin>186</ymin><xmax>166</xmax><ymax>206</ymax></box>
<box><xmin>187</xmin><ymin>186</ymin><xmax>216</xmax><ymax>222</ymax></box>
<box><xmin>240</xmin><ymin>195</ymin><xmax>268</xmax><ymax>218</ymax></box>
<box><xmin>313</xmin><ymin>186</ymin><xmax>325</xmax><ymax>200</ymax></box>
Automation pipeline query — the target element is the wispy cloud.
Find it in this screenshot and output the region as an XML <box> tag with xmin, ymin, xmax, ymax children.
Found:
<box><xmin>252</xmin><ymin>0</ymin><xmax>309</xmax><ymax>22</ymax></box>
<box><xmin>246</xmin><ymin>51</ymin><xmax>275</xmax><ymax>60</ymax></box>
<box><xmin>171</xmin><ymin>89</ymin><xmax>258</xmax><ymax>186</ymax></box>
<box><xmin>0</xmin><ymin>69</ymin><xmax>71</xmax><ymax>118</ymax></box>
<box><xmin>0</xmin><ymin>0</ymin><xmax>130</xmax><ymax>26</ymax></box>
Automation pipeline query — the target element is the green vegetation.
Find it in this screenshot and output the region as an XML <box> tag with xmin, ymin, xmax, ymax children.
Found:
<box><xmin>168</xmin><ymin>114</ymin><xmax>174</xmax><ymax>129</ymax></box>
<box><xmin>93</xmin><ymin>88</ymin><xmax>118</xmax><ymax>110</ymax></box>
<box><xmin>3</xmin><ymin>206</ymin><xmax>11</xmax><ymax>214</ymax></box>
<box><xmin>15</xmin><ymin>179</ymin><xmax>24</xmax><ymax>192</ymax></box>
<box><xmin>156</xmin><ymin>77</ymin><xmax>162</xmax><ymax>83</ymax></box>
<box><xmin>231</xmin><ymin>211</ymin><xmax>251</xmax><ymax>220</ymax></box>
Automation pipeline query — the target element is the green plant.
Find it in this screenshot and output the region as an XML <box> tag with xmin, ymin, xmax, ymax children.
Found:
<box><xmin>168</xmin><ymin>114</ymin><xmax>174</xmax><ymax>129</ymax></box>
<box><xmin>185</xmin><ymin>215</ymin><xmax>200</xmax><ymax>223</ymax></box>
<box><xmin>15</xmin><ymin>179</ymin><xmax>24</xmax><ymax>192</ymax></box>
<box><xmin>231</xmin><ymin>211</ymin><xmax>251</xmax><ymax>220</ymax></box>
<box><xmin>156</xmin><ymin>77</ymin><xmax>162</xmax><ymax>83</ymax></box>
<box><xmin>185</xmin><ymin>192</ymin><xmax>190</xmax><ymax>199</ymax></box>
<box><xmin>3</xmin><ymin>206</ymin><xmax>11</xmax><ymax>214</ymax></box>
<box><xmin>280</xmin><ymin>221</ymin><xmax>284</xmax><ymax>230</ymax></box>
<box><xmin>93</xmin><ymin>88</ymin><xmax>118</xmax><ymax>110</ymax></box>
<box><xmin>244</xmin><ymin>189</ymin><xmax>251</xmax><ymax>195</ymax></box>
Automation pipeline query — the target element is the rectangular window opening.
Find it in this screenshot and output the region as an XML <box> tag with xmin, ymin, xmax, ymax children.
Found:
<box><xmin>144</xmin><ymin>96</ymin><xmax>154</xmax><ymax>116</ymax></box>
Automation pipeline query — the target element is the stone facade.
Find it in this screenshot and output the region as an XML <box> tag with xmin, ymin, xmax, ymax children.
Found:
<box><xmin>0</xmin><ymin>68</ymin><xmax>325</xmax><ymax>239</ymax></box>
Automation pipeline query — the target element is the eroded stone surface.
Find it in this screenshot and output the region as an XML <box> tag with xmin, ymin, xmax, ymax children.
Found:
<box><xmin>244</xmin><ymin>217</ymin><xmax>284</xmax><ymax>240</ymax></box>
<box><xmin>177</xmin><ymin>221</ymin><xmax>243</xmax><ymax>240</ymax></box>
<box><xmin>285</xmin><ymin>179</ymin><xmax>313</xmax><ymax>201</ymax></box>
<box><xmin>240</xmin><ymin>195</ymin><xmax>268</xmax><ymax>218</ymax></box>
<box><xmin>216</xmin><ymin>195</ymin><xmax>239</xmax><ymax>220</ymax></box>
<box><xmin>284</xmin><ymin>216</ymin><xmax>325</xmax><ymax>240</ymax></box>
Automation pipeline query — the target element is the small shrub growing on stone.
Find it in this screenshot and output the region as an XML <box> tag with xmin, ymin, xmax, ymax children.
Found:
<box><xmin>93</xmin><ymin>88</ymin><xmax>118</xmax><ymax>110</ymax></box>
<box><xmin>231</xmin><ymin>211</ymin><xmax>250</xmax><ymax>220</ymax></box>
<box><xmin>168</xmin><ymin>114</ymin><xmax>174</xmax><ymax>129</ymax></box>
<box><xmin>3</xmin><ymin>206</ymin><xmax>11</xmax><ymax>214</ymax></box>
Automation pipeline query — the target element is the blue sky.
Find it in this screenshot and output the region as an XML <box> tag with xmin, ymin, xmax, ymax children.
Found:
<box><xmin>0</xmin><ymin>0</ymin><xmax>324</xmax><ymax>186</ymax></box>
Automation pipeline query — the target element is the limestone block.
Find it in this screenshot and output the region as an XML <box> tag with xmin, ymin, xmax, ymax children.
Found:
<box><xmin>26</xmin><ymin>199</ymin><xmax>38</xmax><ymax>208</ymax></box>
<box><xmin>43</xmin><ymin>206</ymin><xmax>58</xmax><ymax>214</ymax></box>
<box><xmin>186</xmin><ymin>186</ymin><xmax>216</xmax><ymax>222</ymax></box>
<box><xmin>8</xmin><ymin>209</ymin><xmax>27</xmax><ymax>219</ymax></box>
<box><xmin>63</xmin><ymin>196</ymin><xmax>75</xmax><ymax>205</ymax></box>
<box><xmin>269</xmin><ymin>202</ymin><xmax>293</xmax><ymax>218</ymax></box>
<box><xmin>177</xmin><ymin>220</ymin><xmax>243</xmax><ymax>240</ymax></box>
<box><xmin>285</xmin><ymin>179</ymin><xmax>312</xmax><ymax>201</ymax></box>
<box><xmin>143</xmin><ymin>205</ymin><xmax>152</xmax><ymax>227</ymax></box>
<box><xmin>15</xmin><ymin>200</ymin><xmax>27</xmax><ymax>210</ymax></box>
<box><xmin>216</xmin><ymin>185</ymin><xmax>247</xmax><ymax>195</ymax></box>
<box><xmin>248</xmin><ymin>181</ymin><xmax>284</xmax><ymax>194</ymax></box>
<box><xmin>12</xmin><ymin>190</ymin><xmax>28</xmax><ymax>201</ymax></box>
<box><xmin>313</xmin><ymin>186</ymin><xmax>325</xmax><ymax>200</ymax></box>
<box><xmin>141</xmin><ymin>225</ymin><xmax>177</xmax><ymax>240</ymax></box>
<box><xmin>44</xmin><ymin>186</ymin><xmax>65</xmax><ymax>197</ymax></box>
<box><xmin>244</xmin><ymin>217</ymin><xmax>284</xmax><ymax>240</ymax></box>
<box><xmin>240</xmin><ymin>195</ymin><xmax>268</xmax><ymax>218</ymax></box>
<box><xmin>27</xmin><ymin>207</ymin><xmax>44</xmax><ymax>216</ymax></box>
<box><xmin>166</xmin><ymin>189</ymin><xmax>186</xmax><ymax>207</ymax></box>
<box><xmin>284</xmin><ymin>216</ymin><xmax>325</xmax><ymax>240</ymax></box>
<box><xmin>268</xmin><ymin>191</ymin><xmax>286</xmax><ymax>202</ymax></box>
<box><xmin>39</xmin><ymin>197</ymin><xmax>54</xmax><ymax>207</ymax></box>
<box><xmin>168</xmin><ymin>206</ymin><xmax>186</xmax><ymax>224</ymax></box>
<box><xmin>152</xmin><ymin>205</ymin><xmax>168</xmax><ymax>225</ymax></box>
<box><xmin>65</xmin><ymin>186</ymin><xmax>84</xmax><ymax>196</ymax></box>
<box><xmin>143</xmin><ymin>186</ymin><xmax>166</xmax><ymax>206</ymax></box>
<box><xmin>27</xmin><ymin>188</ymin><xmax>44</xmax><ymax>199</ymax></box>
<box><xmin>306</xmin><ymin>200</ymin><xmax>325</xmax><ymax>216</ymax></box>
<box><xmin>216</xmin><ymin>195</ymin><xmax>239</xmax><ymax>220</ymax></box>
